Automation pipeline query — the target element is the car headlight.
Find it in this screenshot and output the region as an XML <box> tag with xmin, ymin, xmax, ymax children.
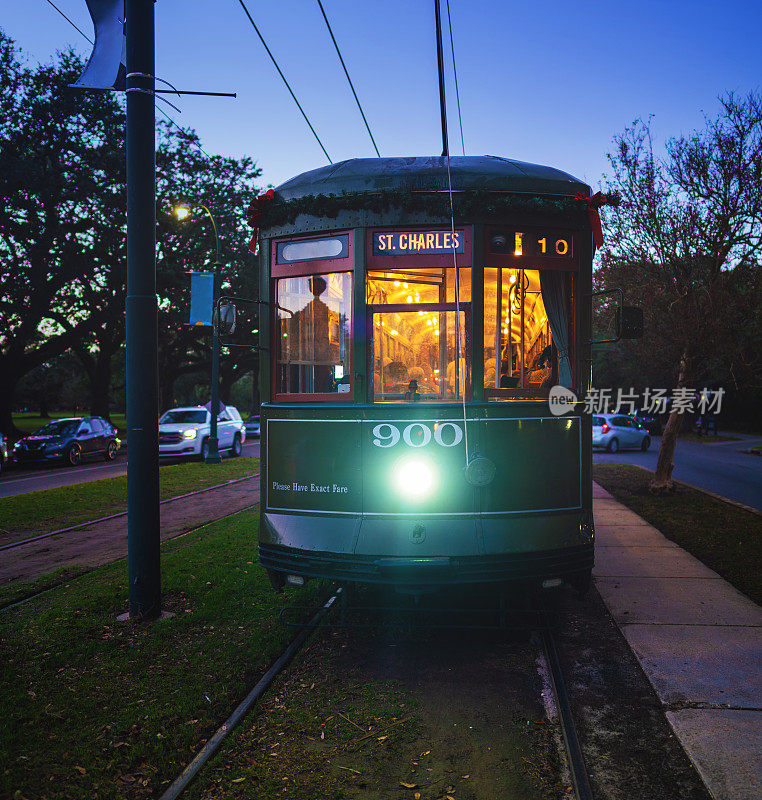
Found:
<box><xmin>13</xmin><ymin>442</ymin><xmax>22</xmax><ymax>451</ymax></box>
<box><xmin>183</xmin><ymin>429</ymin><xmax>198</xmax><ymax>440</ymax></box>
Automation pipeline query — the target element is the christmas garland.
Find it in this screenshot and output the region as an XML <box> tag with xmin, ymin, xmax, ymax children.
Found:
<box><xmin>246</xmin><ymin>188</ymin><xmax>620</xmax><ymax>234</ymax></box>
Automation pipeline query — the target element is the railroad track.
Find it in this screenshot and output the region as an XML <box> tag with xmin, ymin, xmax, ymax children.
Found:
<box><xmin>0</xmin><ymin>501</ymin><xmax>260</xmax><ymax>612</ymax></box>
<box><xmin>154</xmin><ymin>590</ymin><xmax>594</xmax><ymax>800</ymax></box>
<box><xmin>540</xmin><ymin>615</ymin><xmax>595</xmax><ymax>800</ymax></box>
<box><xmin>0</xmin><ymin>472</ymin><xmax>260</xmax><ymax>553</ymax></box>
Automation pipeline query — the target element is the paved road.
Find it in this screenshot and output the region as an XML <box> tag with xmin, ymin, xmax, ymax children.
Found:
<box><xmin>594</xmin><ymin>434</ymin><xmax>762</xmax><ymax>513</ymax></box>
<box><xmin>0</xmin><ymin>440</ymin><xmax>261</xmax><ymax>498</ymax></box>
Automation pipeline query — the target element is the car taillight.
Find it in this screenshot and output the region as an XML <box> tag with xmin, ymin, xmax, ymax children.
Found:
<box><xmin>601</xmin><ymin>423</ymin><xmax>610</xmax><ymax>434</ymax></box>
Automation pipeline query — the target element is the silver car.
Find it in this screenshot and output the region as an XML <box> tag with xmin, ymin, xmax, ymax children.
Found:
<box><xmin>592</xmin><ymin>413</ymin><xmax>651</xmax><ymax>453</ymax></box>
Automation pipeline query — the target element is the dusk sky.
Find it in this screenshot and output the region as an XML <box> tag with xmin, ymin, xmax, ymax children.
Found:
<box><xmin>5</xmin><ymin>0</ymin><xmax>762</xmax><ymax>191</ymax></box>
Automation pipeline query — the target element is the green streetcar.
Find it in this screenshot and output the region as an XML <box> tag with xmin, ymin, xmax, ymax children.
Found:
<box><xmin>251</xmin><ymin>156</ymin><xmax>596</xmax><ymax>596</ymax></box>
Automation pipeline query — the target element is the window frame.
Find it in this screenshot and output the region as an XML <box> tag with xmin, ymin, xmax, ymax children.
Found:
<box><xmin>482</xmin><ymin>268</ymin><xmax>576</xmax><ymax>401</ymax></box>
<box><xmin>271</xmin><ymin>230</ymin><xmax>354</xmax><ymax>279</ymax></box>
<box><xmin>367</xmin><ymin>301</ymin><xmax>472</xmax><ymax>403</ymax></box>
<box><xmin>271</xmin><ymin>269</ymin><xmax>354</xmax><ymax>402</ymax></box>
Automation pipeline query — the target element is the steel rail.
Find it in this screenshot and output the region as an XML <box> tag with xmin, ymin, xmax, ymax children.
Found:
<box><xmin>540</xmin><ymin>619</ymin><xmax>595</xmax><ymax>800</ymax></box>
<box><xmin>159</xmin><ymin>588</ymin><xmax>342</xmax><ymax>800</ymax></box>
<box><xmin>0</xmin><ymin>473</ymin><xmax>260</xmax><ymax>553</ymax></box>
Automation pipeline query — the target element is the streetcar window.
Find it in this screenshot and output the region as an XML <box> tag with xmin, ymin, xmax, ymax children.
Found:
<box><xmin>366</xmin><ymin>268</ymin><xmax>470</xmax><ymax>305</ymax></box>
<box><xmin>275</xmin><ymin>272</ymin><xmax>352</xmax><ymax>398</ymax></box>
<box><xmin>483</xmin><ymin>268</ymin><xmax>572</xmax><ymax>398</ymax></box>
<box><xmin>367</xmin><ymin>269</ymin><xmax>470</xmax><ymax>403</ymax></box>
<box><xmin>371</xmin><ymin>310</ymin><xmax>468</xmax><ymax>402</ymax></box>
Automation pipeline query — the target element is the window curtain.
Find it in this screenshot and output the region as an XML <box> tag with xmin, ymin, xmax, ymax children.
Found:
<box><xmin>539</xmin><ymin>271</ymin><xmax>572</xmax><ymax>388</ymax></box>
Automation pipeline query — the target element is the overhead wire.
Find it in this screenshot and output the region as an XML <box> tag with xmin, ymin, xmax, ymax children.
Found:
<box><xmin>43</xmin><ymin>0</ymin><xmax>94</xmax><ymax>45</ymax></box>
<box><xmin>39</xmin><ymin>0</ymin><xmax>215</xmax><ymax>159</ymax></box>
<box><xmin>315</xmin><ymin>0</ymin><xmax>380</xmax><ymax>158</ymax></box>
<box><xmin>236</xmin><ymin>0</ymin><xmax>332</xmax><ymax>163</ymax></box>
<box><xmin>445</xmin><ymin>0</ymin><xmax>465</xmax><ymax>156</ymax></box>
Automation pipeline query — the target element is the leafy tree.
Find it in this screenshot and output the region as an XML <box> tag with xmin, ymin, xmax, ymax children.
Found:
<box><xmin>0</xmin><ymin>32</ymin><xmax>124</xmax><ymax>433</ymax></box>
<box><xmin>155</xmin><ymin>125</ymin><xmax>261</xmax><ymax>412</ymax></box>
<box><xmin>599</xmin><ymin>92</ymin><xmax>762</xmax><ymax>489</ymax></box>
<box><xmin>0</xmin><ymin>29</ymin><xmax>262</xmax><ymax>430</ymax></box>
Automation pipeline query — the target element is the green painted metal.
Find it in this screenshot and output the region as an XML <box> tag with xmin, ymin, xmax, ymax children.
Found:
<box><xmin>276</xmin><ymin>156</ymin><xmax>589</xmax><ymax>201</ymax></box>
<box><xmin>126</xmin><ymin>0</ymin><xmax>161</xmax><ymax>620</ymax></box>
<box><xmin>257</xmin><ymin>155</ymin><xmax>595</xmax><ymax>588</ymax></box>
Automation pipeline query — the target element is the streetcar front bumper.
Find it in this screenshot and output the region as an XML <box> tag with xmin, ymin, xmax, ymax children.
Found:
<box><xmin>259</xmin><ymin>541</ymin><xmax>594</xmax><ymax>589</ymax></box>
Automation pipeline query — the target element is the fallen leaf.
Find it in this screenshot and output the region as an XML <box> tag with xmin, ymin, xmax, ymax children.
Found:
<box><xmin>400</xmin><ymin>782</ymin><xmax>418</xmax><ymax>789</ymax></box>
<box><xmin>462</xmin><ymin>774</ymin><xmax>470</xmax><ymax>778</ymax></box>
<box><xmin>421</xmin><ymin>750</ymin><xmax>430</xmax><ymax>756</ymax></box>
<box><xmin>74</xmin><ymin>766</ymin><xmax>86</xmax><ymax>775</ymax></box>
<box><xmin>414</xmin><ymin>794</ymin><xmax>421</xmax><ymax>800</ymax></box>
<box><xmin>232</xmin><ymin>778</ymin><xmax>246</xmax><ymax>783</ymax></box>
<box><xmin>377</xmin><ymin>736</ymin><xmax>388</xmax><ymax>742</ymax></box>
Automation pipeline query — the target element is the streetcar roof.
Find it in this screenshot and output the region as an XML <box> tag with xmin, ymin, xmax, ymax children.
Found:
<box><xmin>276</xmin><ymin>155</ymin><xmax>590</xmax><ymax>201</ymax></box>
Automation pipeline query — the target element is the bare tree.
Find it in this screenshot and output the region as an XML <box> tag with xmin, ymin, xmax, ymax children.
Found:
<box><xmin>600</xmin><ymin>92</ymin><xmax>762</xmax><ymax>491</ymax></box>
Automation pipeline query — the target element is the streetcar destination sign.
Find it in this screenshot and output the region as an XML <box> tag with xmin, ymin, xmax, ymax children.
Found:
<box><xmin>373</xmin><ymin>230</ymin><xmax>464</xmax><ymax>255</ymax></box>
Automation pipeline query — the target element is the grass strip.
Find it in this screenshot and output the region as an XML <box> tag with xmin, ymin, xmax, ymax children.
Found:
<box><xmin>593</xmin><ymin>463</ymin><xmax>762</xmax><ymax>605</ymax></box>
<box><xmin>0</xmin><ymin>457</ymin><xmax>259</xmax><ymax>541</ymax></box>
<box><xmin>0</xmin><ymin>509</ymin><xmax>322</xmax><ymax>799</ymax></box>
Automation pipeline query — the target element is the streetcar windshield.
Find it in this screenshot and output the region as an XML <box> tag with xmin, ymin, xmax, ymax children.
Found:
<box><xmin>275</xmin><ymin>272</ymin><xmax>352</xmax><ymax>397</ymax></box>
<box><xmin>367</xmin><ymin>268</ymin><xmax>470</xmax><ymax>402</ymax></box>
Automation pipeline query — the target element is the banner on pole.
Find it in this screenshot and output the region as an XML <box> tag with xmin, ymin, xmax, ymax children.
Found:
<box><xmin>70</xmin><ymin>0</ymin><xmax>126</xmax><ymax>90</ymax></box>
<box><xmin>189</xmin><ymin>272</ymin><xmax>214</xmax><ymax>327</ymax></box>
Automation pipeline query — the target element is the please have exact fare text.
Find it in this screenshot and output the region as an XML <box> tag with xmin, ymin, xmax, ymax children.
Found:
<box><xmin>272</xmin><ymin>481</ymin><xmax>349</xmax><ymax>494</ymax></box>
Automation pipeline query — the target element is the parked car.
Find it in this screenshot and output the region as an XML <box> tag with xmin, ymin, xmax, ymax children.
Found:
<box><xmin>0</xmin><ymin>432</ymin><xmax>8</xmax><ymax>476</ymax></box>
<box><xmin>158</xmin><ymin>406</ymin><xmax>245</xmax><ymax>459</ymax></box>
<box><xmin>12</xmin><ymin>417</ymin><xmax>121</xmax><ymax>466</ymax></box>
<box><xmin>634</xmin><ymin>409</ymin><xmax>662</xmax><ymax>436</ymax></box>
<box><xmin>244</xmin><ymin>414</ymin><xmax>260</xmax><ymax>439</ymax></box>
<box><xmin>592</xmin><ymin>413</ymin><xmax>651</xmax><ymax>453</ymax></box>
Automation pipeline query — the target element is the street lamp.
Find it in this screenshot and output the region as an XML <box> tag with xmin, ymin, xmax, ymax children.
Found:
<box><xmin>174</xmin><ymin>202</ymin><xmax>223</xmax><ymax>465</ymax></box>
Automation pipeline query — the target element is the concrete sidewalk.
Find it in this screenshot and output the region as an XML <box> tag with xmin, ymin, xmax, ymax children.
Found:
<box><xmin>593</xmin><ymin>482</ymin><xmax>762</xmax><ymax>800</ymax></box>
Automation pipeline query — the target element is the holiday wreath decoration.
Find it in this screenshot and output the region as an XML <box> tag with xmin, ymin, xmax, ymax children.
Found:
<box><xmin>245</xmin><ymin>188</ymin><xmax>617</xmax><ymax>245</ymax></box>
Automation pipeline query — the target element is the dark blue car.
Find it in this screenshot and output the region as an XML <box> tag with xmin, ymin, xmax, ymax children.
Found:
<box><xmin>12</xmin><ymin>417</ymin><xmax>121</xmax><ymax>467</ymax></box>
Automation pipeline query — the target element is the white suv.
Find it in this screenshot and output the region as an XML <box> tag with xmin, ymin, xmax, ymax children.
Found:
<box><xmin>158</xmin><ymin>406</ymin><xmax>246</xmax><ymax>459</ymax></box>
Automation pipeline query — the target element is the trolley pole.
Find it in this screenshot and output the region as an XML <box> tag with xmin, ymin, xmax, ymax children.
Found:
<box><xmin>125</xmin><ymin>0</ymin><xmax>161</xmax><ymax>620</ymax></box>
<box><xmin>434</xmin><ymin>0</ymin><xmax>449</xmax><ymax>158</ymax></box>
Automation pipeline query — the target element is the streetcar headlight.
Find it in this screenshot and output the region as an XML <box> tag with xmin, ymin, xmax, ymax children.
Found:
<box><xmin>183</xmin><ymin>429</ymin><xmax>198</xmax><ymax>439</ymax></box>
<box><xmin>393</xmin><ymin>456</ymin><xmax>436</xmax><ymax>498</ymax></box>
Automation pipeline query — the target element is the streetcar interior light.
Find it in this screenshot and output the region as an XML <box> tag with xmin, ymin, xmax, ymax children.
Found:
<box><xmin>174</xmin><ymin>205</ymin><xmax>190</xmax><ymax>221</ymax></box>
<box><xmin>393</xmin><ymin>456</ymin><xmax>436</xmax><ymax>498</ymax></box>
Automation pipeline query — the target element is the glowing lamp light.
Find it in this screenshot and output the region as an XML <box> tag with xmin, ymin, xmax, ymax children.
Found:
<box><xmin>406</xmin><ymin>296</ymin><xmax>412</xmax><ymax>303</ymax></box>
<box><xmin>510</xmin><ymin>274</ymin><xmax>517</xmax><ymax>284</ymax></box>
<box><xmin>394</xmin><ymin>280</ymin><xmax>400</xmax><ymax>287</ymax></box>
<box><xmin>393</xmin><ymin>456</ymin><xmax>436</xmax><ymax>498</ymax></box>
<box><xmin>174</xmin><ymin>205</ymin><xmax>191</xmax><ymax>221</ymax></box>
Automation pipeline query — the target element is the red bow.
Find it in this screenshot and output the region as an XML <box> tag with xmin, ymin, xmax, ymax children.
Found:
<box><xmin>246</xmin><ymin>189</ymin><xmax>276</xmax><ymax>254</ymax></box>
<box><xmin>574</xmin><ymin>191</ymin><xmax>607</xmax><ymax>249</ymax></box>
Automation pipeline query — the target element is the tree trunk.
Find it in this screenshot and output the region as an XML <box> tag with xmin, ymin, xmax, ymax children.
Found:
<box><xmin>650</xmin><ymin>348</ymin><xmax>690</xmax><ymax>493</ymax></box>
<box><xmin>89</xmin><ymin>350</ymin><xmax>112</xmax><ymax>420</ymax></box>
<box><xmin>0</xmin><ymin>370</ymin><xmax>21</xmax><ymax>437</ymax></box>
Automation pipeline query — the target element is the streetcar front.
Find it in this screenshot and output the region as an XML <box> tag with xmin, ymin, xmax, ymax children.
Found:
<box><xmin>254</xmin><ymin>157</ymin><xmax>594</xmax><ymax>594</ymax></box>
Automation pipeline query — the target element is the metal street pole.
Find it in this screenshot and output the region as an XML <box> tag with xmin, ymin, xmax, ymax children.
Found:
<box><xmin>125</xmin><ymin>0</ymin><xmax>161</xmax><ymax>620</ymax></box>
<box><xmin>207</xmin><ymin>220</ymin><xmax>222</xmax><ymax>465</ymax></box>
